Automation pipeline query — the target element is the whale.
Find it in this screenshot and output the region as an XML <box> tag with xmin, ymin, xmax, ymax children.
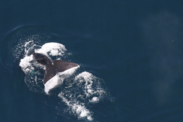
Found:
<box><xmin>29</xmin><ymin>50</ymin><xmax>79</xmax><ymax>94</ymax></box>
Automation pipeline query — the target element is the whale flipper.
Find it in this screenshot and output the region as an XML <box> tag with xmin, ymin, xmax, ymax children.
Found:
<box><xmin>43</xmin><ymin>60</ymin><xmax>78</xmax><ymax>84</ymax></box>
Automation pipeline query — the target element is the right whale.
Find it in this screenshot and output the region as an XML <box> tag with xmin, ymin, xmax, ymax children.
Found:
<box><xmin>30</xmin><ymin>50</ymin><xmax>79</xmax><ymax>94</ymax></box>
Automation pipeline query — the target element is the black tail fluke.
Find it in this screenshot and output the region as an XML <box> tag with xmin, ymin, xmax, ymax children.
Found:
<box><xmin>43</xmin><ymin>60</ymin><xmax>78</xmax><ymax>84</ymax></box>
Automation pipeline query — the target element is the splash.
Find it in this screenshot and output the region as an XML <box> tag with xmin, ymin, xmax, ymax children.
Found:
<box><xmin>19</xmin><ymin>41</ymin><xmax>68</xmax><ymax>93</ymax></box>
<box><xmin>19</xmin><ymin>41</ymin><xmax>107</xmax><ymax>121</ymax></box>
<box><xmin>35</xmin><ymin>42</ymin><xmax>67</xmax><ymax>57</ymax></box>
<box><xmin>58</xmin><ymin>92</ymin><xmax>93</xmax><ymax>121</ymax></box>
<box><xmin>57</xmin><ymin>71</ymin><xmax>107</xmax><ymax>121</ymax></box>
<box><xmin>74</xmin><ymin>72</ymin><xmax>106</xmax><ymax>103</ymax></box>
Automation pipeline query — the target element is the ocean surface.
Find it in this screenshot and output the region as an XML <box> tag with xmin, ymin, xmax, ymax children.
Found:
<box><xmin>1</xmin><ymin>0</ymin><xmax>183</xmax><ymax>122</ymax></box>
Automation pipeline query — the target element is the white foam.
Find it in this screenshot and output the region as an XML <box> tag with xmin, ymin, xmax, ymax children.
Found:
<box><xmin>75</xmin><ymin>71</ymin><xmax>106</xmax><ymax>100</ymax></box>
<box><xmin>50</xmin><ymin>49</ymin><xmax>59</xmax><ymax>56</ymax></box>
<box><xmin>19</xmin><ymin>54</ymin><xmax>45</xmax><ymax>74</ymax></box>
<box><xmin>19</xmin><ymin>55</ymin><xmax>34</xmax><ymax>74</ymax></box>
<box><xmin>35</xmin><ymin>42</ymin><xmax>67</xmax><ymax>57</ymax></box>
<box><xmin>75</xmin><ymin>71</ymin><xmax>93</xmax><ymax>81</ymax></box>
<box><xmin>89</xmin><ymin>97</ymin><xmax>99</xmax><ymax>103</ymax></box>
<box><xmin>44</xmin><ymin>66</ymin><xmax>79</xmax><ymax>94</ymax></box>
<box><xmin>57</xmin><ymin>71</ymin><xmax>107</xmax><ymax>121</ymax></box>
<box><xmin>58</xmin><ymin>92</ymin><xmax>93</xmax><ymax>121</ymax></box>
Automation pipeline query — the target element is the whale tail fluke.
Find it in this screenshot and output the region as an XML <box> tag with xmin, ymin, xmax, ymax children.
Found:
<box><xmin>43</xmin><ymin>60</ymin><xmax>78</xmax><ymax>84</ymax></box>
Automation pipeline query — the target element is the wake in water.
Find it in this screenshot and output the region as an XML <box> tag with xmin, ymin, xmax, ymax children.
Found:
<box><xmin>18</xmin><ymin>40</ymin><xmax>108</xmax><ymax>121</ymax></box>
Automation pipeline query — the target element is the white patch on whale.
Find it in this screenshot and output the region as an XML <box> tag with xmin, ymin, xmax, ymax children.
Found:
<box><xmin>44</xmin><ymin>65</ymin><xmax>80</xmax><ymax>95</ymax></box>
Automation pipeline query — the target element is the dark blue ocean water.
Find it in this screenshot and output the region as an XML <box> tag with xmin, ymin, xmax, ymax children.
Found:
<box><xmin>1</xmin><ymin>0</ymin><xmax>183</xmax><ymax>122</ymax></box>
